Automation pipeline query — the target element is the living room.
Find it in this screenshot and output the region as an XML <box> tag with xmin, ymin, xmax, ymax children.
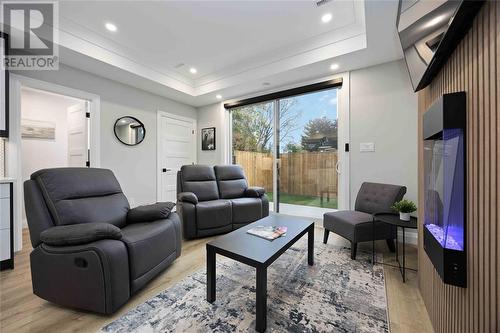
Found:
<box><xmin>0</xmin><ymin>1</ymin><xmax>498</xmax><ymax>332</ymax></box>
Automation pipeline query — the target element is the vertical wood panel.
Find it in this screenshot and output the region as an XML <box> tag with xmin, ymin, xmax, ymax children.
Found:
<box><xmin>418</xmin><ymin>2</ymin><xmax>499</xmax><ymax>332</ymax></box>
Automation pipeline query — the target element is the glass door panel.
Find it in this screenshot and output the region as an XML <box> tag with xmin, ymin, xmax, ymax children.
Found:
<box><xmin>231</xmin><ymin>102</ymin><xmax>275</xmax><ymax>210</ymax></box>
<box><xmin>230</xmin><ymin>88</ymin><xmax>342</xmax><ymax>217</ymax></box>
<box><xmin>278</xmin><ymin>89</ymin><xmax>339</xmax><ymax>216</ymax></box>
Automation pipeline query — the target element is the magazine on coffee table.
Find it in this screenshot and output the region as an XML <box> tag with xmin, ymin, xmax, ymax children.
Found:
<box><xmin>246</xmin><ymin>226</ymin><xmax>288</xmax><ymax>240</ymax></box>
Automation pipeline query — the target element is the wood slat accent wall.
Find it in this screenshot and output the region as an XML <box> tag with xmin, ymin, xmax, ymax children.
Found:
<box><xmin>417</xmin><ymin>2</ymin><xmax>499</xmax><ymax>332</ymax></box>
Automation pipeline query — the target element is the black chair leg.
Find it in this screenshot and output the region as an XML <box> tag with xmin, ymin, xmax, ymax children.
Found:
<box><xmin>350</xmin><ymin>242</ymin><xmax>357</xmax><ymax>260</ymax></box>
<box><xmin>323</xmin><ymin>229</ymin><xmax>330</xmax><ymax>244</ymax></box>
<box><xmin>386</xmin><ymin>239</ymin><xmax>396</xmax><ymax>252</ymax></box>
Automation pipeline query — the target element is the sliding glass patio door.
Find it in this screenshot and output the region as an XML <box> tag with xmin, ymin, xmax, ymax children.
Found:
<box><xmin>231</xmin><ymin>101</ymin><xmax>275</xmax><ymax>197</ymax></box>
<box><xmin>277</xmin><ymin>89</ymin><xmax>339</xmax><ymax>216</ymax></box>
<box><xmin>230</xmin><ymin>87</ymin><xmax>345</xmax><ymax>217</ymax></box>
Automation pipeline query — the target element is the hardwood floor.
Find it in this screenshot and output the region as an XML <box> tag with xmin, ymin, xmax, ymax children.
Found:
<box><xmin>0</xmin><ymin>227</ymin><xmax>433</xmax><ymax>333</ymax></box>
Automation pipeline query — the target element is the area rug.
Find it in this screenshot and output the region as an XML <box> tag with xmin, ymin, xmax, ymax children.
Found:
<box><xmin>100</xmin><ymin>237</ymin><xmax>388</xmax><ymax>333</ymax></box>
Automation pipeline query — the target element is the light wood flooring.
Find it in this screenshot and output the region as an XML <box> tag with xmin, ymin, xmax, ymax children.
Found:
<box><xmin>1</xmin><ymin>227</ymin><xmax>433</xmax><ymax>333</ymax></box>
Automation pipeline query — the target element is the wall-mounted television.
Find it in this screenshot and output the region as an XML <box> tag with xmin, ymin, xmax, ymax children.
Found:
<box><xmin>396</xmin><ymin>0</ymin><xmax>484</xmax><ymax>92</ymax></box>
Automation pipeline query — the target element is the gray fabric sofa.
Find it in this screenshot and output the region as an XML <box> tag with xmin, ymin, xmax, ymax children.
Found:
<box><xmin>323</xmin><ymin>182</ymin><xmax>406</xmax><ymax>259</ymax></box>
<box><xmin>177</xmin><ymin>164</ymin><xmax>269</xmax><ymax>239</ymax></box>
<box><xmin>24</xmin><ymin>168</ymin><xmax>181</xmax><ymax>314</ymax></box>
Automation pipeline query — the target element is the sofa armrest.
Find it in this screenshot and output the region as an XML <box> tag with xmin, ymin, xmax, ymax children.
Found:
<box><xmin>245</xmin><ymin>186</ymin><xmax>265</xmax><ymax>198</ymax></box>
<box><xmin>127</xmin><ymin>202</ymin><xmax>175</xmax><ymax>223</ymax></box>
<box><xmin>176</xmin><ymin>201</ymin><xmax>197</xmax><ymax>239</ymax></box>
<box><xmin>178</xmin><ymin>192</ymin><xmax>199</xmax><ymax>205</ymax></box>
<box><xmin>40</xmin><ymin>223</ymin><xmax>122</xmax><ymax>246</ymax></box>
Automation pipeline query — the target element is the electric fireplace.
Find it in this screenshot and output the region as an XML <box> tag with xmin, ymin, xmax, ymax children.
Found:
<box><xmin>423</xmin><ymin>92</ymin><xmax>466</xmax><ymax>287</ymax></box>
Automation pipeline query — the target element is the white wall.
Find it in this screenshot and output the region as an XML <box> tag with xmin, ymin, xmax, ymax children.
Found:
<box><xmin>20</xmin><ymin>89</ymin><xmax>84</xmax><ymax>178</ymax></box>
<box><xmin>349</xmin><ymin>60</ymin><xmax>418</xmax><ymax>208</ymax></box>
<box><xmin>20</xmin><ymin>89</ymin><xmax>85</xmax><ymax>220</ymax></box>
<box><xmin>197</xmin><ymin>103</ymin><xmax>228</xmax><ymax>166</ymax></box>
<box><xmin>15</xmin><ymin>64</ymin><xmax>197</xmax><ymax>206</ymax></box>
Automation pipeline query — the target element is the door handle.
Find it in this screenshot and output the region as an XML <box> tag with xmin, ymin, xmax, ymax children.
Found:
<box><xmin>335</xmin><ymin>161</ymin><xmax>340</xmax><ymax>174</ymax></box>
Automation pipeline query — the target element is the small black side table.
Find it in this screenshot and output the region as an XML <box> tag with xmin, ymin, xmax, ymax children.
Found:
<box><xmin>371</xmin><ymin>213</ymin><xmax>417</xmax><ymax>282</ymax></box>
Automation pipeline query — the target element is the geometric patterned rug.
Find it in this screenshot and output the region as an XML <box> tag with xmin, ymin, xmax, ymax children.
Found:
<box><xmin>100</xmin><ymin>235</ymin><xmax>388</xmax><ymax>333</ymax></box>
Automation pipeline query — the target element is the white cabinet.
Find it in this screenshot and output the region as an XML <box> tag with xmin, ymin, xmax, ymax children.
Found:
<box><xmin>0</xmin><ymin>229</ymin><xmax>10</xmax><ymax>261</ymax></box>
<box><xmin>0</xmin><ymin>184</ymin><xmax>9</xmax><ymax>198</ymax></box>
<box><xmin>0</xmin><ymin>198</ymin><xmax>9</xmax><ymax>229</ymax></box>
<box><xmin>0</xmin><ymin>182</ymin><xmax>13</xmax><ymax>269</ymax></box>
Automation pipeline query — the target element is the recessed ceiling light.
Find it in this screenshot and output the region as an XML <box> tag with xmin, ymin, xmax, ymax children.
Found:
<box><xmin>216</xmin><ymin>94</ymin><xmax>222</xmax><ymax>100</ymax></box>
<box><xmin>105</xmin><ymin>22</ymin><xmax>117</xmax><ymax>32</ymax></box>
<box><xmin>321</xmin><ymin>13</ymin><xmax>332</xmax><ymax>23</ymax></box>
<box><xmin>330</xmin><ymin>63</ymin><xmax>339</xmax><ymax>70</ymax></box>
<box><xmin>189</xmin><ymin>67</ymin><xmax>197</xmax><ymax>74</ymax></box>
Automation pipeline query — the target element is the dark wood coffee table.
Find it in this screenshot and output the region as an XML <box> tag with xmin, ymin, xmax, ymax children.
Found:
<box><xmin>206</xmin><ymin>214</ymin><xmax>314</xmax><ymax>332</ymax></box>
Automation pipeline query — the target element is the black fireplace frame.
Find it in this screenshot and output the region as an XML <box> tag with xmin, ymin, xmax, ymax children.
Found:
<box><xmin>422</xmin><ymin>92</ymin><xmax>467</xmax><ymax>288</ymax></box>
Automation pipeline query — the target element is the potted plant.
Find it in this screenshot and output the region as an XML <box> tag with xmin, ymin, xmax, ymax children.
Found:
<box><xmin>391</xmin><ymin>199</ymin><xmax>417</xmax><ymax>221</ymax></box>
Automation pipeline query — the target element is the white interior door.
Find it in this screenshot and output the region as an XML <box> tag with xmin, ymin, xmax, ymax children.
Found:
<box><xmin>157</xmin><ymin>112</ymin><xmax>196</xmax><ymax>203</ymax></box>
<box><xmin>67</xmin><ymin>102</ymin><xmax>88</xmax><ymax>167</ymax></box>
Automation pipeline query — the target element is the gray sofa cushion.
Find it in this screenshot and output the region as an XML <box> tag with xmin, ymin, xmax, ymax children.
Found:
<box><xmin>354</xmin><ymin>182</ymin><xmax>407</xmax><ymax>214</ymax></box>
<box><xmin>179</xmin><ymin>165</ymin><xmax>219</xmax><ymax>201</ymax></box>
<box><xmin>127</xmin><ymin>202</ymin><xmax>175</xmax><ymax>223</ymax></box>
<box><xmin>196</xmin><ymin>199</ymin><xmax>232</xmax><ymax>229</ymax></box>
<box><xmin>323</xmin><ymin>211</ymin><xmax>373</xmax><ymax>241</ymax></box>
<box><xmin>215</xmin><ymin>165</ymin><xmax>248</xmax><ymax>199</ymax></box>
<box><xmin>230</xmin><ymin>198</ymin><xmax>262</xmax><ymax>224</ymax></box>
<box><xmin>324</xmin><ymin>210</ymin><xmax>395</xmax><ymax>243</ymax></box>
<box><xmin>121</xmin><ymin>219</ymin><xmax>178</xmax><ymax>280</ymax></box>
<box><xmin>32</xmin><ymin>168</ymin><xmax>130</xmax><ymax>227</ymax></box>
<box><xmin>40</xmin><ymin>223</ymin><xmax>122</xmax><ymax>246</ymax></box>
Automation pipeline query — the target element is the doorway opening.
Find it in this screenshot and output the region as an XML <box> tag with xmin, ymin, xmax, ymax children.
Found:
<box><xmin>20</xmin><ymin>87</ymin><xmax>89</xmax><ymax>223</ymax></box>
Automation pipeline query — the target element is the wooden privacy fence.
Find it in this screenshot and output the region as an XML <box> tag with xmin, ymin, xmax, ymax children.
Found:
<box><xmin>234</xmin><ymin>150</ymin><xmax>338</xmax><ymax>197</ymax></box>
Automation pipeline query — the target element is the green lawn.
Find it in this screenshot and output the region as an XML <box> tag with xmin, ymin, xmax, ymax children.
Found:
<box><xmin>267</xmin><ymin>192</ymin><xmax>338</xmax><ymax>209</ymax></box>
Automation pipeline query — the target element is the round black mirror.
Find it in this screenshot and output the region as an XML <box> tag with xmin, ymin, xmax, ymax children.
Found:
<box><xmin>114</xmin><ymin>116</ymin><xmax>146</xmax><ymax>146</ymax></box>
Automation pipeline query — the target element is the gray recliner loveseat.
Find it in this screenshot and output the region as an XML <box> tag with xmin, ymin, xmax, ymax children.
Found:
<box><xmin>24</xmin><ymin>168</ymin><xmax>181</xmax><ymax>314</ymax></box>
<box><xmin>176</xmin><ymin>164</ymin><xmax>269</xmax><ymax>239</ymax></box>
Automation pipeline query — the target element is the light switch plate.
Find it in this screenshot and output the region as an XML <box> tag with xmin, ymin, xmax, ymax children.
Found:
<box><xmin>360</xmin><ymin>142</ymin><xmax>375</xmax><ymax>152</ymax></box>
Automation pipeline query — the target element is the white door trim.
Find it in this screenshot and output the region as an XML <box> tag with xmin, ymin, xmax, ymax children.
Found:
<box><xmin>337</xmin><ymin>71</ymin><xmax>350</xmax><ymax>210</ymax></box>
<box><xmin>156</xmin><ymin>110</ymin><xmax>197</xmax><ymax>202</ymax></box>
<box><xmin>7</xmin><ymin>74</ymin><xmax>101</xmax><ymax>252</ymax></box>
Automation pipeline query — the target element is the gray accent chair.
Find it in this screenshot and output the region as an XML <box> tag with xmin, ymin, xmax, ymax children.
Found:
<box><xmin>24</xmin><ymin>168</ymin><xmax>182</xmax><ymax>314</ymax></box>
<box><xmin>176</xmin><ymin>164</ymin><xmax>269</xmax><ymax>239</ymax></box>
<box><xmin>323</xmin><ymin>182</ymin><xmax>407</xmax><ymax>259</ymax></box>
